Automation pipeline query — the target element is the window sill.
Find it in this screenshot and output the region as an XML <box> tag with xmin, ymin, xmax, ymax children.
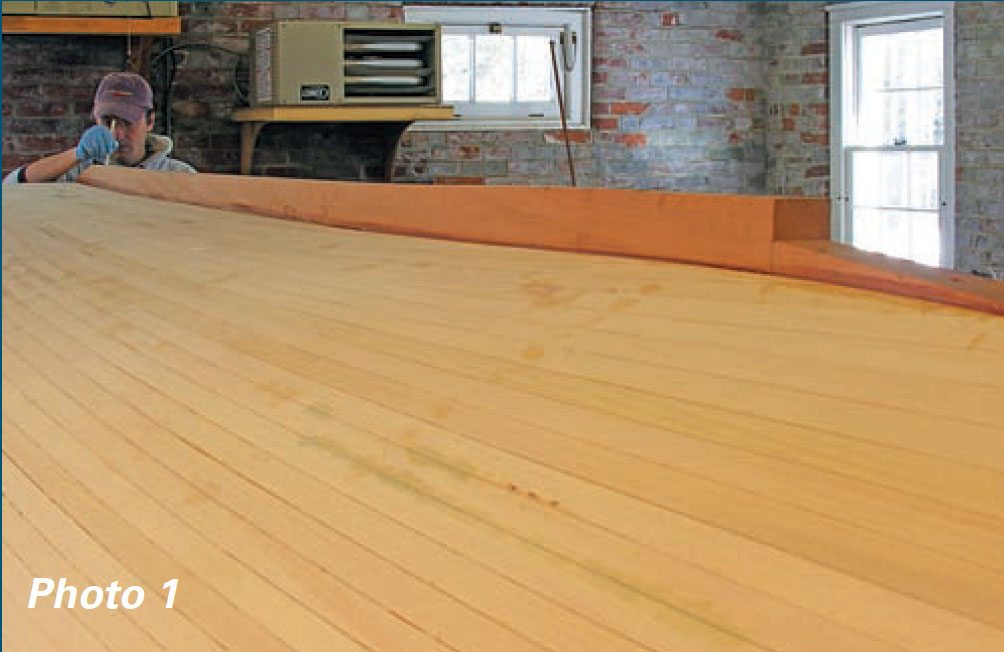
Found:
<box><xmin>410</xmin><ymin>119</ymin><xmax>590</xmax><ymax>132</ymax></box>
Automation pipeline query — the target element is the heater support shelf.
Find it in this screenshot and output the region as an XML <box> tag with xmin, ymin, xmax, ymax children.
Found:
<box><xmin>232</xmin><ymin>105</ymin><xmax>454</xmax><ymax>180</ymax></box>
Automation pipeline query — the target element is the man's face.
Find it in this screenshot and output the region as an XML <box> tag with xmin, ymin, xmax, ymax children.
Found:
<box><xmin>97</xmin><ymin>113</ymin><xmax>154</xmax><ymax>166</ymax></box>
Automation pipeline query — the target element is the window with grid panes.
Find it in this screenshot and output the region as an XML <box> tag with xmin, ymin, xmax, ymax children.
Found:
<box><xmin>405</xmin><ymin>6</ymin><xmax>591</xmax><ymax>130</ymax></box>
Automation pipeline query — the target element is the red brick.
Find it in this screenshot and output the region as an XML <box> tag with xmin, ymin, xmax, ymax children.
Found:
<box><xmin>801</xmin><ymin>43</ymin><xmax>827</xmax><ymax>56</ymax></box>
<box><xmin>745</xmin><ymin>88</ymin><xmax>757</xmax><ymax>102</ymax></box>
<box><xmin>802</xmin><ymin>72</ymin><xmax>828</xmax><ymax>85</ymax></box>
<box><xmin>459</xmin><ymin>145</ymin><xmax>481</xmax><ymax>159</ymax></box>
<box><xmin>592</xmin><ymin>103</ymin><xmax>611</xmax><ymax>116</ymax></box>
<box><xmin>805</xmin><ymin>165</ymin><xmax>829</xmax><ymax>178</ymax></box>
<box><xmin>544</xmin><ymin>131</ymin><xmax>591</xmax><ymax>144</ymax></box>
<box><xmin>434</xmin><ymin>176</ymin><xmax>485</xmax><ymax>185</ymax></box>
<box><xmin>593</xmin><ymin>57</ymin><xmax>627</xmax><ymax>69</ymax></box>
<box><xmin>801</xmin><ymin>133</ymin><xmax>829</xmax><ymax>145</ymax></box>
<box><xmin>726</xmin><ymin>88</ymin><xmax>746</xmax><ymax>101</ymax></box>
<box><xmin>614</xmin><ymin>134</ymin><xmax>647</xmax><ymax>147</ymax></box>
<box><xmin>592</xmin><ymin>71</ymin><xmax>608</xmax><ymax>84</ymax></box>
<box><xmin>239</xmin><ymin>19</ymin><xmax>271</xmax><ymax>33</ymax></box>
<box><xmin>808</xmin><ymin>103</ymin><xmax>828</xmax><ymax>116</ymax></box>
<box><xmin>789</xmin><ymin>103</ymin><xmax>801</xmax><ymax>116</ymax></box>
<box><xmin>14</xmin><ymin>102</ymin><xmax>68</xmax><ymax>118</ymax></box>
<box><xmin>4</xmin><ymin>154</ymin><xmax>32</xmax><ymax>170</ymax></box>
<box><xmin>301</xmin><ymin>4</ymin><xmax>346</xmax><ymax>20</ymax></box>
<box><xmin>715</xmin><ymin>29</ymin><xmax>744</xmax><ymax>42</ymax></box>
<box><xmin>783</xmin><ymin>118</ymin><xmax>795</xmax><ymax>131</ymax></box>
<box><xmin>16</xmin><ymin>135</ymin><xmax>70</xmax><ymax>153</ymax></box>
<box><xmin>662</xmin><ymin>12</ymin><xmax>680</xmax><ymax>26</ymax></box>
<box><xmin>611</xmin><ymin>102</ymin><xmax>648</xmax><ymax>116</ymax></box>
<box><xmin>370</xmin><ymin>5</ymin><xmax>402</xmax><ymax>20</ymax></box>
<box><xmin>3</xmin><ymin>85</ymin><xmax>42</xmax><ymax>100</ymax></box>
<box><xmin>592</xmin><ymin>117</ymin><xmax>618</xmax><ymax>130</ymax></box>
<box><xmin>224</xmin><ymin>3</ymin><xmax>273</xmax><ymax>18</ymax></box>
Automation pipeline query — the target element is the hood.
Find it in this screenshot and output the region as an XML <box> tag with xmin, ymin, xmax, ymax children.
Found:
<box><xmin>140</xmin><ymin>133</ymin><xmax>175</xmax><ymax>167</ymax></box>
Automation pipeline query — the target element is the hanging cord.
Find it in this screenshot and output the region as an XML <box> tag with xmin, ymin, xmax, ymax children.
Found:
<box><xmin>150</xmin><ymin>43</ymin><xmax>248</xmax><ymax>140</ymax></box>
<box><xmin>549</xmin><ymin>39</ymin><xmax>576</xmax><ymax>187</ymax></box>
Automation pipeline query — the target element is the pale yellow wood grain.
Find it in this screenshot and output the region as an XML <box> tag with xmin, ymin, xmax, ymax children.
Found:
<box><xmin>2</xmin><ymin>498</ymin><xmax>166</xmax><ymax>652</ymax></box>
<box><xmin>4</xmin><ymin>184</ymin><xmax>1003</xmax><ymax>652</ymax></box>
<box><xmin>2</xmin><ymin>460</ymin><xmax>225</xmax><ymax>652</ymax></box>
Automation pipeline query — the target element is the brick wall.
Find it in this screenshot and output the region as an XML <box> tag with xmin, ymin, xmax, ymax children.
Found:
<box><xmin>401</xmin><ymin>1</ymin><xmax>766</xmax><ymax>191</ymax></box>
<box><xmin>955</xmin><ymin>1</ymin><xmax>1004</xmax><ymax>274</ymax></box>
<box><xmin>2</xmin><ymin>35</ymin><xmax>125</xmax><ymax>174</ymax></box>
<box><xmin>589</xmin><ymin>0</ymin><xmax>765</xmax><ymax>192</ymax></box>
<box><xmin>760</xmin><ymin>1</ymin><xmax>829</xmax><ymax>197</ymax></box>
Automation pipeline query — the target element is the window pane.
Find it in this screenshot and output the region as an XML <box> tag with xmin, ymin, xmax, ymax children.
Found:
<box><xmin>908</xmin><ymin>152</ymin><xmax>939</xmax><ymax>209</ymax></box>
<box><xmin>517</xmin><ymin>36</ymin><xmax>552</xmax><ymax>102</ymax></box>
<box><xmin>857</xmin><ymin>26</ymin><xmax>943</xmax><ymax>146</ymax></box>
<box><xmin>852</xmin><ymin>151</ymin><xmax>938</xmax><ymax>210</ymax></box>
<box><xmin>861</xmin><ymin>27</ymin><xmax>941</xmax><ymax>90</ymax></box>
<box><xmin>475</xmin><ymin>34</ymin><xmax>514</xmax><ymax>103</ymax></box>
<box><xmin>908</xmin><ymin>210</ymin><xmax>941</xmax><ymax>266</ymax></box>
<box><xmin>853</xmin><ymin>207</ymin><xmax>884</xmax><ymax>254</ymax></box>
<box><xmin>851</xmin><ymin>150</ymin><xmax>941</xmax><ymax>266</ymax></box>
<box><xmin>442</xmin><ymin>34</ymin><xmax>472</xmax><ymax>102</ymax></box>
<box><xmin>880</xmin><ymin>210</ymin><xmax>911</xmax><ymax>260</ymax></box>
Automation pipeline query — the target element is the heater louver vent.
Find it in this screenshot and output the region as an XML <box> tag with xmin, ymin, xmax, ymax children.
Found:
<box><xmin>251</xmin><ymin>22</ymin><xmax>442</xmax><ymax>107</ymax></box>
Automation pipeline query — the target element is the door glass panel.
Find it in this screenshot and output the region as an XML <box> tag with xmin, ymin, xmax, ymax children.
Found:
<box><xmin>852</xmin><ymin>150</ymin><xmax>940</xmax><ymax>266</ymax></box>
<box><xmin>857</xmin><ymin>26</ymin><xmax>943</xmax><ymax>146</ymax></box>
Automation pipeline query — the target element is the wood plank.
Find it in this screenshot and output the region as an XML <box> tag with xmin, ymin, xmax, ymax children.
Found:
<box><xmin>76</xmin><ymin>166</ymin><xmax>1003</xmax><ymax>314</ymax></box>
<box><xmin>1</xmin><ymin>15</ymin><xmax>180</xmax><ymax>34</ymax></box>
<box><xmin>232</xmin><ymin>105</ymin><xmax>456</xmax><ymax>123</ymax></box>
<box><xmin>774</xmin><ymin>239</ymin><xmax>1004</xmax><ymax>315</ymax></box>
<box><xmin>79</xmin><ymin>166</ymin><xmax>826</xmax><ymax>274</ymax></box>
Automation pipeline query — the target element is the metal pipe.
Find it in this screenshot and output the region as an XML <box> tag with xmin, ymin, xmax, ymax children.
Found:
<box><xmin>549</xmin><ymin>40</ymin><xmax>576</xmax><ymax>187</ymax></box>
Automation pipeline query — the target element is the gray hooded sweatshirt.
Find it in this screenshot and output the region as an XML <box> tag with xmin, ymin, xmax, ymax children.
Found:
<box><xmin>4</xmin><ymin>133</ymin><xmax>195</xmax><ymax>185</ymax></box>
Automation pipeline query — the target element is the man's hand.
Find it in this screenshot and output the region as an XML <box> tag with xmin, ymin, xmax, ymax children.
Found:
<box><xmin>75</xmin><ymin>125</ymin><xmax>118</xmax><ymax>163</ymax></box>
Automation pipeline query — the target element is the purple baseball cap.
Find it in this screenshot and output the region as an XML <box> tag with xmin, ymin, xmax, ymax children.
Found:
<box><xmin>92</xmin><ymin>72</ymin><xmax>153</xmax><ymax>123</ymax></box>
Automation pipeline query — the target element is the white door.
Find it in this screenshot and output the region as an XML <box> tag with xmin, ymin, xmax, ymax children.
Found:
<box><xmin>830</xmin><ymin>3</ymin><xmax>955</xmax><ymax>268</ymax></box>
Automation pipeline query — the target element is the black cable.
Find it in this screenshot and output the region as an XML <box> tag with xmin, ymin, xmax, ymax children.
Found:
<box><xmin>150</xmin><ymin>42</ymin><xmax>245</xmax><ymax>69</ymax></box>
<box><xmin>151</xmin><ymin>42</ymin><xmax>249</xmax><ymax>140</ymax></box>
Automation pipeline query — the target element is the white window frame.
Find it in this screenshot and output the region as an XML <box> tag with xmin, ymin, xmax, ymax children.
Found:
<box><xmin>828</xmin><ymin>1</ymin><xmax>955</xmax><ymax>267</ymax></box>
<box><xmin>405</xmin><ymin>5</ymin><xmax>591</xmax><ymax>131</ymax></box>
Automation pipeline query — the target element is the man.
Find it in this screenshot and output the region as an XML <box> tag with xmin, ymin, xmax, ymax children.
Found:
<box><xmin>4</xmin><ymin>71</ymin><xmax>195</xmax><ymax>185</ymax></box>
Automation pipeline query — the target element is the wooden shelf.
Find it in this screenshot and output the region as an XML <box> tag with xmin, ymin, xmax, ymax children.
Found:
<box><xmin>1</xmin><ymin>15</ymin><xmax>181</xmax><ymax>35</ymax></box>
<box><xmin>232</xmin><ymin>105</ymin><xmax>456</xmax><ymax>124</ymax></box>
<box><xmin>231</xmin><ymin>105</ymin><xmax>456</xmax><ymax>178</ymax></box>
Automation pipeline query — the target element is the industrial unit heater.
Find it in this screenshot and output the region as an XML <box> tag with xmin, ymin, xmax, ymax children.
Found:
<box><xmin>251</xmin><ymin>21</ymin><xmax>442</xmax><ymax>107</ymax></box>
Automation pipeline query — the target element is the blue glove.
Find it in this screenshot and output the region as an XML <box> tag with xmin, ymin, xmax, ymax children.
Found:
<box><xmin>75</xmin><ymin>125</ymin><xmax>118</xmax><ymax>163</ymax></box>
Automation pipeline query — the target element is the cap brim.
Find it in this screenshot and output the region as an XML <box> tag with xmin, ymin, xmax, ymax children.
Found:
<box><xmin>94</xmin><ymin>100</ymin><xmax>149</xmax><ymax>124</ymax></box>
